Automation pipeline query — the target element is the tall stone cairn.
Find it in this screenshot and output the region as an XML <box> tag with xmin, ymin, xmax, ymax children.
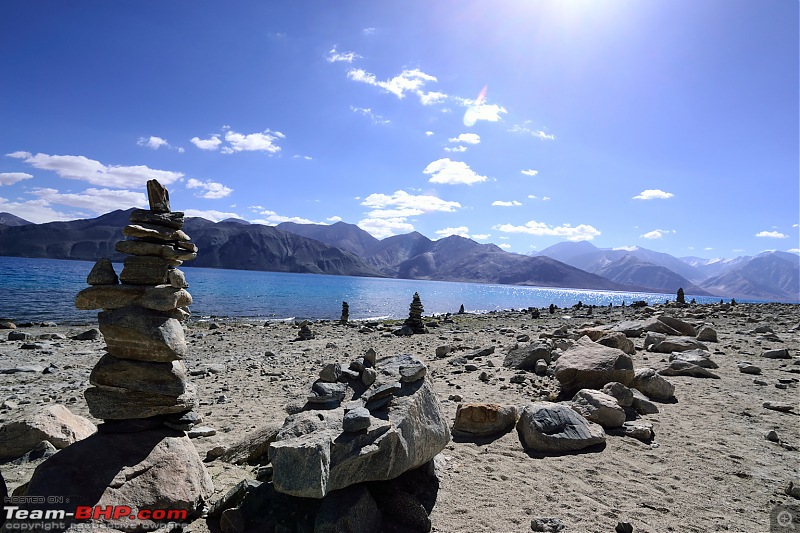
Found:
<box><xmin>75</xmin><ymin>179</ymin><xmax>201</xmax><ymax>430</ymax></box>
<box><xmin>404</xmin><ymin>292</ymin><xmax>427</xmax><ymax>334</ymax></box>
<box><xmin>340</xmin><ymin>301</ymin><xmax>349</xmax><ymax>324</ymax></box>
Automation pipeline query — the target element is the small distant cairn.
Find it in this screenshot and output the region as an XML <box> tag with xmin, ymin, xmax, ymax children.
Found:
<box><xmin>297</xmin><ymin>321</ymin><xmax>315</xmax><ymax>340</ymax></box>
<box><xmin>405</xmin><ymin>292</ymin><xmax>428</xmax><ymax>334</ymax></box>
<box><xmin>676</xmin><ymin>287</ymin><xmax>686</xmax><ymax>305</ymax></box>
<box><xmin>529</xmin><ymin>307</ymin><xmax>540</xmax><ymax>319</ymax></box>
<box><xmin>458</xmin><ymin>304</ymin><xmax>465</xmax><ymax>314</ymax></box>
<box><xmin>340</xmin><ymin>301</ymin><xmax>349</xmax><ymax>324</ymax></box>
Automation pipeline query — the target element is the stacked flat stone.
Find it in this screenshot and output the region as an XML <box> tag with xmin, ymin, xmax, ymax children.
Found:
<box><xmin>75</xmin><ymin>180</ymin><xmax>200</xmax><ymax>430</ymax></box>
<box><xmin>296</xmin><ymin>321</ymin><xmax>315</xmax><ymax>340</ymax></box>
<box><xmin>404</xmin><ymin>292</ymin><xmax>427</xmax><ymax>334</ymax></box>
<box><xmin>340</xmin><ymin>301</ymin><xmax>349</xmax><ymax>324</ymax></box>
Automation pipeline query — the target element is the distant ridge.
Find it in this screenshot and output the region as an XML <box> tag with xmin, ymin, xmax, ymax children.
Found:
<box><xmin>0</xmin><ymin>212</ymin><xmax>33</xmax><ymax>226</ymax></box>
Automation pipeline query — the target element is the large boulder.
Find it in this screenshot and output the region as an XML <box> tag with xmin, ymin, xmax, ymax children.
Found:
<box><xmin>0</xmin><ymin>404</ymin><xmax>96</xmax><ymax>460</ymax></box>
<box><xmin>595</xmin><ymin>331</ymin><xmax>635</xmax><ymax>355</ymax></box>
<box><xmin>656</xmin><ymin>316</ymin><xmax>697</xmax><ymax>337</ymax></box>
<box><xmin>554</xmin><ymin>337</ymin><xmax>634</xmax><ymax>394</ymax></box>
<box><xmin>570</xmin><ymin>389</ymin><xmax>626</xmax><ymax>428</ymax></box>
<box><xmin>669</xmin><ymin>349</ymin><xmax>718</xmax><ymax>369</ymax></box>
<box><xmin>270</xmin><ymin>355</ymin><xmax>450</xmax><ymax>498</ymax></box>
<box><xmin>452</xmin><ymin>403</ymin><xmax>517</xmax><ymax>437</ymax></box>
<box><xmin>20</xmin><ymin>428</ymin><xmax>212</xmax><ymax>525</ymax></box>
<box><xmin>503</xmin><ymin>343</ymin><xmax>551</xmax><ymax>369</ymax></box>
<box><xmin>517</xmin><ymin>402</ymin><xmax>605</xmax><ymax>453</ymax></box>
<box><xmin>631</xmin><ymin>368</ymin><xmax>675</xmax><ymax>401</ymax></box>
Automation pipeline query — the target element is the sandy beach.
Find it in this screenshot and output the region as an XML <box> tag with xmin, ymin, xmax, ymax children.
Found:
<box><xmin>1</xmin><ymin>302</ymin><xmax>798</xmax><ymax>532</ymax></box>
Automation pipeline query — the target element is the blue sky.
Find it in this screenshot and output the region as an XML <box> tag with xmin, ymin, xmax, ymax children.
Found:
<box><xmin>0</xmin><ymin>0</ymin><xmax>797</xmax><ymax>260</ymax></box>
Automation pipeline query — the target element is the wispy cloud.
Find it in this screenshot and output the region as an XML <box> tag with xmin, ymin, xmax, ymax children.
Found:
<box><xmin>358</xmin><ymin>189</ymin><xmax>460</xmax><ymax>238</ymax></box>
<box><xmin>756</xmin><ymin>230</ymin><xmax>787</xmax><ymax>238</ymax></box>
<box><xmin>184</xmin><ymin>209</ymin><xmax>244</xmax><ymax>222</ymax></box>
<box><xmin>32</xmin><ymin>187</ymin><xmax>146</xmax><ymax>213</ymax></box>
<box><xmin>509</xmin><ymin>121</ymin><xmax>555</xmax><ymax>140</ymax></box>
<box><xmin>527</xmin><ymin>195</ymin><xmax>551</xmax><ymax>201</ymax></box>
<box><xmin>521</xmin><ymin>169</ymin><xmax>539</xmax><ymax>177</ymax></box>
<box><xmin>494</xmin><ymin>220</ymin><xmax>601</xmax><ymax>241</ymax></box>
<box><xmin>633</xmin><ymin>189</ymin><xmax>674</xmax><ymax>200</ymax></box>
<box><xmin>252</xmin><ymin>209</ymin><xmax>326</xmax><ymax>225</ymax></box>
<box><xmin>347</xmin><ymin>68</ymin><xmax>447</xmax><ymax>105</ymax></box>
<box><xmin>472</xmin><ymin>233</ymin><xmax>490</xmax><ymax>240</ymax></box>
<box><xmin>137</xmin><ymin>136</ymin><xmax>184</xmax><ymax>153</ymax></box>
<box><xmin>0</xmin><ymin>172</ymin><xmax>33</xmax><ymax>186</ymax></box>
<box><xmin>357</xmin><ymin>217</ymin><xmax>414</xmax><ymax>239</ymax></box>
<box><xmin>498</xmin><ymin>243</ymin><xmax>512</xmax><ymax>249</ymax></box>
<box><xmin>448</xmin><ymin>133</ymin><xmax>480</xmax><ymax>145</ymax></box>
<box><xmin>423</xmin><ymin>158</ymin><xmax>488</xmax><ymax>185</ymax></box>
<box><xmin>326</xmin><ymin>46</ymin><xmax>361</xmax><ymax>63</ymax></box>
<box><xmin>444</xmin><ymin>146</ymin><xmax>467</xmax><ymax>153</ymax></box>
<box><xmin>492</xmin><ymin>200</ymin><xmax>522</xmax><ymax>207</ymax></box>
<box><xmin>6</xmin><ymin>151</ymin><xmax>183</xmax><ymax>188</ymax></box>
<box><xmin>191</xmin><ymin>135</ymin><xmax>222</xmax><ymax>151</ymax></box>
<box><xmin>641</xmin><ymin>229</ymin><xmax>665</xmax><ymax>239</ymax></box>
<box><xmin>190</xmin><ymin>127</ymin><xmax>284</xmax><ymax>154</ymax></box>
<box><xmin>350</xmin><ymin>106</ymin><xmax>390</xmax><ymax>125</ymax></box>
<box><xmin>0</xmin><ymin>196</ymin><xmax>74</xmax><ymax>223</ymax></box>
<box><xmin>186</xmin><ymin>178</ymin><xmax>233</xmax><ymax>199</ymax></box>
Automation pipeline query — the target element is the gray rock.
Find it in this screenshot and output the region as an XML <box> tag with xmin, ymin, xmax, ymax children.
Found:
<box><xmin>308</xmin><ymin>381</ymin><xmax>347</xmax><ymax>406</ymax></box>
<box><xmin>400</xmin><ymin>361</ymin><xmax>427</xmax><ymax>383</ymax></box>
<box><xmin>98</xmin><ymin>306</ymin><xmax>187</xmax><ymax>362</ymax></box>
<box><xmin>632</xmin><ymin>368</ymin><xmax>675</xmax><ymax>401</ymax></box>
<box><xmin>763</xmin><ymin>348</ymin><xmax>791</xmax><ymax>359</ymax></box>
<box><xmin>89</xmin><ymin>353</ymin><xmax>188</xmax><ymax>397</ymax></box>
<box><xmin>23</xmin><ymin>428</ymin><xmax>212</xmax><ymax>523</ymax></box>
<box><xmin>435</xmin><ymin>345</ymin><xmax>451</xmax><ymax>358</ymax></box>
<box><xmin>116</xmin><ymin>239</ymin><xmax>197</xmax><ymax>261</ymax></box>
<box><xmin>659</xmin><ymin>360</ymin><xmax>721</xmax><ymax>378</ymax></box>
<box><xmin>644</xmin><ymin>332</ymin><xmax>667</xmax><ymax>350</ymax></box>
<box><xmin>650</xmin><ymin>336</ymin><xmax>709</xmax><ymax>354</ymax></box>
<box><xmin>765</xmin><ymin>429</ymin><xmax>780</xmax><ymax>442</ymax></box>
<box><xmin>516</xmin><ymin>402</ymin><xmax>606</xmax><ymax>453</ymax></box>
<box><xmin>8</xmin><ymin>331</ymin><xmax>29</xmax><ymax>341</ymax></box>
<box><xmin>669</xmin><ymin>349</ymin><xmax>718</xmax><ymax>369</ymax></box>
<box><xmin>737</xmin><ymin>361</ymin><xmax>761</xmax><ymax>375</ymax></box>
<box><xmin>319</xmin><ymin>363</ymin><xmax>342</xmax><ymax>383</ymax></box>
<box><xmin>596</xmin><ymin>332</ymin><xmax>635</xmax><ymax>355</ymax></box>
<box><xmin>554</xmin><ymin>337</ymin><xmax>634</xmax><ymax>394</ymax></box>
<box><xmin>601</xmin><ymin>382</ymin><xmax>634</xmax><ymax>407</ymax></box>
<box><xmin>119</xmin><ymin>255</ymin><xmax>178</xmax><ymax>285</ymax></box>
<box><xmin>188</xmin><ymin>426</ymin><xmax>217</xmax><ymax>438</ymax></box>
<box><xmin>168</xmin><ymin>268</ymin><xmax>189</xmax><ymax>288</ymax></box>
<box><xmin>85</xmin><ymin>383</ymin><xmax>197</xmax><ymax>420</ymax></box>
<box><xmin>122</xmin><ymin>223</ymin><xmax>190</xmax><ymax>242</ymax></box>
<box><xmin>314</xmin><ymin>485</ymin><xmax>381</xmax><ymax>533</ymax></box>
<box><xmin>364</xmin><ymin>348</ymin><xmax>376</xmax><ymax>367</ymax></box>
<box><xmin>531</xmin><ymin>517</ymin><xmax>565</xmax><ymax>532</ymax></box>
<box><xmin>570</xmin><ymin>389</ymin><xmax>626</xmax><ymax>428</ymax></box>
<box><xmin>616</xmin><ymin>521</ymin><xmax>634</xmax><ymax>533</ymax></box>
<box><xmin>620</xmin><ymin>421</ymin><xmax>653</xmax><ymax>441</ymax></box>
<box><xmin>0</xmin><ymin>404</ymin><xmax>96</xmax><ymax>460</ymax></box>
<box><xmin>362</xmin><ymin>367</ymin><xmax>377</xmax><ymax>386</ymax></box>
<box><xmin>535</xmin><ymin>359</ymin><xmax>549</xmax><ymax>376</ymax></box>
<box><xmin>763</xmin><ymin>401</ymin><xmax>795</xmax><ymax>413</ymax></box>
<box><xmin>786</xmin><ymin>480</ymin><xmax>800</xmax><ymax>499</ymax></box>
<box><xmin>0</xmin><ymin>365</ymin><xmax>45</xmax><ymax>374</ymax></box>
<box><xmin>696</xmin><ymin>326</ymin><xmax>718</xmax><ymax>342</ymax></box>
<box><xmin>630</xmin><ymin>389</ymin><xmax>659</xmax><ymax>415</ymax></box>
<box><xmin>607</xmin><ymin>320</ymin><xmax>646</xmax><ymax>338</ymax></box>
<box><xmin>342</xmin><ymin>407</ymin><xmax>371</xmax><ymax>433</ymax></box>
<box><xmin>129</xmin><ymin>208</ymin><xmax>184</xmax><ymax>229</ymax></box>
<box><xmin>656</xmin><ymin>315</ymin><xmax>697</xmax><ymax>336</ymax></box>
<box><xmin>219</xmin><ymin>424</ymin><xmax>281</xmax><ymax>465</ymax></box>
<box><xmin>270</xmin><ymin>357</ymin><xmax>450</xmax><ymax>498</ymax></box>
<box><xmin>642</xmin><ymin>318</ymin><xmax>680</xmax><ymax>335</ymax></box>
<box><xmin>71</xmin><ymin>328</ymin><xmax>101</xmax><ymax>341</ymax></box>
<box><xmin>86</xmin><ymin>258</ymin><xmax>118</xmax><ymax>285</ymax></box>
<box><xmin>503</xmin><ymin>343</ymin><xmax>551</xmax><ymax>369</ymax></box>
<box><xmin>452</xmin><ymin>403</ymin><xmax>517</xmax><ymax>437</ymax></box>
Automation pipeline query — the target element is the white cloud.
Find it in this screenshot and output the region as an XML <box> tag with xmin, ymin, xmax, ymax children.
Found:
<box><xmin>492</xmin><ymin>200</ymin><xmax>522</xmax><ymax>207</ymax></box>
<box><xmin>186</xmin><ymin>178</ymin><xmax>233</xmax><ymax>199</ymax></box>
<box><xmin>494</xmin><ymin>220</ymin><xmax>601</xmax><ymax>241</ymax></box>
<box><xmin>462</xmin><ymin>103</ymin><xmax>507</xmax><ymax>125</ymax></box>
<box><xmin>347</xmin><ymin>68</ymin><xmax>446</xmax><ymax>105</ymax></box>
<box><xmin>521</xmin><ymin>169</ymin><xmax>539</xmax><ymax>177</ymax></box>
<box><xmin>350</xmin><ymin>106</ymin><xmax>390</xmax><ymax>125</ymax></box>
<box><xmin>361</xmin><ymin>190</ymin><xmax>460</xmax><ymax>215</ymax></box>
<box><xmin>326</xmin><ymin>46</ymin><xmax>361</xmax><ymax>63</ymax></box>
<box><xmin>0</xmin><ymin>172</ymin><xmax>33</xmax><ymax>186</ymax></box>
<box><xmin>793</xmin><ymin>224</ymin><xmax>799</xmax><ymax>228</ymax></box>
<box><xmin>222</xmin><ymin>129</ymin><xmax>283</xmax><ymax>154</ymax></box>
<box><xmin>423</xmin><ymin>158</ymin><xmax>488</xmax><ymax>185</ymax></box>
<box><xmin>542</xmin><ymin>196</ymin><xmax>551</xmax><ymax>201</ymax></box>
<box><xmin>252</xmin><ymin>210</ymin><xmax>320</xmax><ymax>225</ymax></box>
<box><xmin>633</xmin><ymin>189</ymin><xmax>674</xmax><ymax>200</ymax></box>
<box><xmin>0</xmin><ymin>196</ymin><xmax>74</xmax><ymax>223</ymax></box>
<box><xmin>704</xmin><ymin>247</ymin><xmax>714</xmax><ymax>251</ymax></box>
<box><xmin>357</xmin><ymin>217</ymin><xmax>414</xmax><ymax>239</ymax></box>
<box><xmin>435</xmin><ymin>226</ymin><xmax>470</xmax><ymax>238</ymax></box>
<box><xmin>472</xmin><ymin>233</ymin><xmax>490</xmax><ymax>240</ymax></box>
<box><xmin>509</xmin><ymin>122</ymin><xmax>555</xmax><ymax>140</ymax></box>
<box><xmin>641</xmin><ymin>230</ymin><xmax>665</xmax><ymax>239</ymax></box>
<box><xmin>137</xmin><ymin>136</ymin><xmax>171</xmax><ymax>150</ymax></box>
<box><xmin>184</xmin><ymin>209</ymin><xmax>244</xmax><ymax>222</ymax></box>
<box><xmin>425</xmin><ymin>131</ymin><xmax>434</xmax><ymax>136</ymax></box>
<box><xmin>363</xmin><ymin>27</ymin><xmax>375</xmax><ymax>35</ymax></box>
<box><xmin>32</xmin><ymin>187</ymin><xmax>146</xmax><ymax>214</ymax></box>
<box><xmin>498</xmin><ymin>243</ymin><xmax>512</xmax><ymax>249</ymax></box>
<box><xmin>788</xmin><ymin>248</ymin><xmax>800</xmax><ymax>254</ymax></box>
<box><xmin>7</xmin><ymin>152</ymin><xmax>183</xmax><ymax>188</ymax></box>
<box><xmin>756</xmin><ymin>230</ymin><xmax>787</xmax><ymax>238</ymax></box>
<box><xmin>449</xmin><ymin>133</ymin><xmax>480</xmax><ymax>145</ymax></box>
<box><xmin>190</xmin><ymin>135</ymin><xmax>222</xmax><ymax>151</ymax></box>
<box><xmin>327</xmin><ymin>216</ymin><xmax>342</xmax><ymax>223</ymax></box>
<box><xmin>444</xmin><ymin>146</ymin><xmax>468</xmax><ymax>153</ymax></box>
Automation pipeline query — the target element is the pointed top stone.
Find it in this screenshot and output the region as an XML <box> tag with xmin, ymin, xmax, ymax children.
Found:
<box><xmin>147</xmin><ymin>180</ymin><xmax>171</xmax><ymax>213</ymax></box>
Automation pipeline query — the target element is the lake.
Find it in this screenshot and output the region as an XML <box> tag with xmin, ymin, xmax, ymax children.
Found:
<box><xmin>0</xmin><ymin>256</ymin><xmax>728</xmax><ymax>323</ymax></box>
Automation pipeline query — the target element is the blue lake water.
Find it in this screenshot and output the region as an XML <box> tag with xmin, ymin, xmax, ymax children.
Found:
<box><xmin>0</xmin><ymin>256</ymin><xmax>729</xmax><ymax>323</ymax></box>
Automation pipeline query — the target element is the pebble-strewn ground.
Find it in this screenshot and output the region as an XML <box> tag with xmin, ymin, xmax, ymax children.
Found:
<box><xmin>1</xmin><ymin>302</ymin><xmax>798</xmax><ymax>532</ymax></box>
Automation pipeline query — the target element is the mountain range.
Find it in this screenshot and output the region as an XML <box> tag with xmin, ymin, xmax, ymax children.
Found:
<box><xmin>0</xmin><ymin>211</ymin><xmax>797</xmax><ymax>302</ymax></box>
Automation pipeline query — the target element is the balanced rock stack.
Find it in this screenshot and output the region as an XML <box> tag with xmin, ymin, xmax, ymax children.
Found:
<box><xmin>13</xmin><ymin>180</ymin><xmax>212</xmax><ymax>530</ymax></box>
<box><xmin>340</xmin><ymin>300</ymin><xmax>349</xmax><ymax>324</ymax></box>
<box><xmin>75</xmin><ymin>179</ymin><xmax>200</xmax><ymax>428</ymax></box>
<box><xmin>404</xmin><ymin>291</ymin><xmax>427</xmax><ymax>334</ymax></box>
